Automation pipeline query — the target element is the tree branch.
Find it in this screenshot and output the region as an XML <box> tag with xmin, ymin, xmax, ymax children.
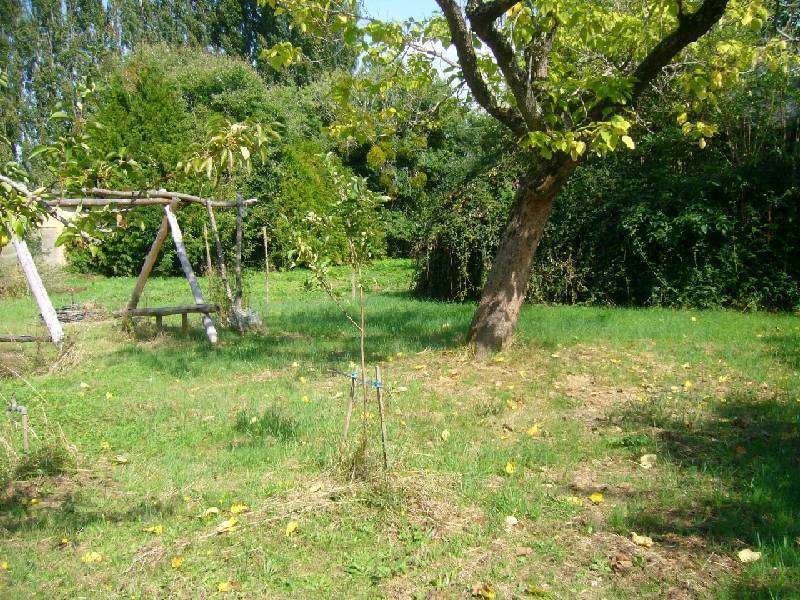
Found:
<box><xmin>525</xmin><ymin>21</ymin><xmax>557</xmax><ymax>82</ymax></box>
<box><xmin>435</xmin><ymin>0</ymin><xmax>526</xmax><ymax>135</ymax></box>
<box><xmin>630</xmin><ymin>0</ymin><xmax>730</xmax><ymax>101</ymax></box>
<box><xmin>466</xmin><ymin>2</ymin><xmax>539</xmax><ymax>129</ymax></box>
<box><xmin>466</xmin><ymin>0</ymin><xmax>521</xmax><ymax>23</ymax></box>
<box><xmin>0</xmin><ymin>174</ymin><xmax>91</xmax><ymax>238</ymax></box>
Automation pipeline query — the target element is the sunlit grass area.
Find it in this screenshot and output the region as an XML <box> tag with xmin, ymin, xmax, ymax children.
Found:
<box><xmin>1</xmin><ymin>259</ymin><xmax>798</xmax><ymax>598</ymax></box>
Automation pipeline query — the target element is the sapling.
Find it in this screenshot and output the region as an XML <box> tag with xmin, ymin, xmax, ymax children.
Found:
<box><xmin>179</xmin><ymin>118</ymin><xmax>280</xmax><ymax>331</ymax></box>
<box><xmin>293</xmin><ymin>154</ymin><xmax>388</xmax><ymax>476</ymax></box>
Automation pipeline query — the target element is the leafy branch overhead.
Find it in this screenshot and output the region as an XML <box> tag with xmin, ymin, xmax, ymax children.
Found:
<box><xmin>262</xmin><ymin>0</ymin><xmax>794</xmax><ymax>158</ymax></box>
<box><xmin>178</xmin><ymin>119</ymin><xmax>281</xmax><ymax>183</ymax></box>
<box><xmin>0</xmin><ymin>85</ymin><xmax>280</xmax><ymax>245</ymax></box>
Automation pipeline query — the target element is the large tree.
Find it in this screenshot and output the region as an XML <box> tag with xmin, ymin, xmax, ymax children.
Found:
<box><xmin>434</xmin><ymin>0</ymin><xmax>733</xmax><ymax>353</ymax></box>
<box><xmin>266</xmin><ymin>0</ymin><xmax>789</xmax><ymax>354</ymax></box>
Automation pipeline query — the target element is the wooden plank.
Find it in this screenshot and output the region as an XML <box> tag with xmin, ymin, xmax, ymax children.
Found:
<box><xmin>126</xmin><ymin>214</ymin><xmax>170</xmax><ymax>317</ymax></box>
<box><xmin>181</xmin><ymin>313</ymin><xmax>188</xmax><ymax>333</ymax></box>
<box><xmin>117</xmin><ymin>304</ymin><xmax>219</xmax><ymax>317</ymax></box>
<box><xmin>10</xmin><ymin>234</ymin><xmax>64</xmax><ymax>345</ymax></box>
<box><xmin>0</xmin><ymin>334</ymin><xmax>52</xmax><ymax>343</ymax></box>
<box><xmin>164</xmin><ymin>203</ymin><xmax>218</xmax><ymax>344</ymax></box>
<box><xmin>70</xmin><ymin>188</ymin><xmax>258</xmax><ymax>207</ymax></box>
<box><xmin>155</xmin><ymin>314</ymin><xmax>163</xmax><ymax>329</ymax></box>
<box><xmin>46</xmin><ymin>197</ymin><xmax>258</xmax><ymax>208</ymax></box>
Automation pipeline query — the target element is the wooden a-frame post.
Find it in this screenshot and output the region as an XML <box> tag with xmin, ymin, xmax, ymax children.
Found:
<box><xmin>125</xmin><ymin>202</ymin><xmax>218</xmax><ymax>344</ymax></box>
<box><xmin>2</xmin><ymin>227</ymin><xmax>64</xmax><ymax>346</ymax></box>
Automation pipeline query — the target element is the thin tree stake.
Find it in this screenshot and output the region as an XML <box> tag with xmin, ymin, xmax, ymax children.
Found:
<box><xmin>21</xmin><ymin>408</ymin><xmax>29</xmax><ymax>453</ymax></box>
<box><xmin>202</xmin><ymin>224</ymin><xmax>213</xmax><ymax>275</ymax></box>
<box><xmin>359</xmin><ymin>284</ymin><xmax>368</xmax><ymax>440</ymax></box>
<box><xmin>375</xmin><ymin>365</ymin><xmax>389</xmax><ymax>469</ymax></box>
<box><xmin>233</xmin><ymin>193</ymin><xmax>244</xmax><ymax>311</ymax></box>
<box><xmin>341</xmin><ymin>372</ymin><xmax>356</xmax><ymax>447</ymax></box>
<box><xmin>205</xmin><ymin>201</ymin><xmax>233</xmax><ymax>305</ymax></box>
<box><xmin>262</xmin><ymin>226</ymin><xmax>270</xmax><ymax>304</ymax></box>
<box><xmin>348</xmin><ymin>240</ymin><xmax>357</xmax><ymax>301</ymax></box>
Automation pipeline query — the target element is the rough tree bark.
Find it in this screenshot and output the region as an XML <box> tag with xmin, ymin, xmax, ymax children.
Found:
<box><xmin>468</xmin><ymin>159</ymin><xmax>575</xmax><ymax>355</ymax></box>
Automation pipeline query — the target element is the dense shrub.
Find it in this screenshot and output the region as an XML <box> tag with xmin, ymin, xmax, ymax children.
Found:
<box><xmin>66</xmin><ymin>47</ymin><xmax>384</xmax><ymax>276</ymax></box>
<box><xmin>414</xmin><ymin>109</ymin><xmax>800</xmax><ymax>310</ymax></box>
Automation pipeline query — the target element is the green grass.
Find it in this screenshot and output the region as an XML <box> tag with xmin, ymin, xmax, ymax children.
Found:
<box><xmin>0</xmin><ymin>258</ymin><xmax>798</xmax><ymax>598</ymax></box>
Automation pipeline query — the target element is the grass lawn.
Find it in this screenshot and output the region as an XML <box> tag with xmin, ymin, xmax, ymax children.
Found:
<box><xmin>1</xmin><ymin>258</ymin><xmax>799</xmax><ymax>599</ymax></box>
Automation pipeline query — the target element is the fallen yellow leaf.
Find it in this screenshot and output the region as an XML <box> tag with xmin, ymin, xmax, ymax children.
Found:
<box><xmin>589</xmin><ymin>492</ymin><xmax>604</xmax><ymax>505</ymax></box>
<box><xmin>170</xmin><ymin>556</ymin><xmax>184</xmax><ymax>569</ymax></box>
<box><xmin>285</xmin><ymin>520</ymin><xmax>299</xmax><ymax>537</ymax></box>
<box><xmin>504</xmin><ymin>461</ymin><xmax>516</xmax><ymax>476</ymax></box>
<box><xmin>737</xmin><ymin>548</ymin><xmax>762</xmax><ymax>563</ymax></box>
<box><xmin>230</xmin><ymin>503</ymin><xmax>250</xmax><ymax>515</ymax></box>
<box><xmin>526</xmin><ymin>424</ymin><xmax>541</xmax><ymax>437</ymax></box>
<box><xmin>504</xmin><ymin>515</ymin><xmax>518</xmax><ymax>530</ymax></box>
<box><xmin>639</xmin><ymin>454</ymin><xmax>657</xmax><ymax>469</ymax></box>
<box><xmin>631</xmin><ymin>532</ymin><xmax>654</xmax><ymax>548</ymax></box>
<box><xmin>215</xmin><ymin>518</ymin><xmax>239</xmax><ymax>535</ymax></box>
<box><xmin>142</xmin><ymin>525</ymin><xmax>163</xmax><ymax>535</ymax></box>
<box><xmin>440</xmin><ymin>429</ymin><xmax>450</xmax><ymax>442</ymax></box>
<box><xmin>81</xmin><ymin>551</ymin><xmax>103</xmax><ymax>564</ymax></box>
<box><xmin>0</xmin><ymin>561</ymin><xmax>8</xmax><ymax>571</ymax></box>
<box><xmin>201</xmin><ymin>507</ymin><xmax>220</xmax><ymax>518</ymax></box>
<box><xmin>113</xmin><ymin>455</ymin><xmax>129</xmax><ymax>465</ymax></box>
<box><xmin>566</xmin><ymin>496</ymin><xmax>584</xmax><ymax>506</ymax></box>
<box><xmin>218</xmin><ymin>581</ymin><xmax>232</xmax><ymax>593</ymax></box>
<box><xmin>100</xmin><ymin>441</ymin><xmax>111</xmax><ymax>450</ymax></box>
<box><xmin>471</xmin><ymin>582</ymin><xmax>496</xmax><ymax>598</ymax></box>
<box><xmin>59</xmin><ymin>537</ymin><xmax>69</xmax><ymax>547</ymax></box>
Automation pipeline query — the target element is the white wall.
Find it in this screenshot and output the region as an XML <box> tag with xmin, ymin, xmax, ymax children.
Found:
<box><xmin>0</xmin><ymin>215</ymin><xmax>67</xmax><ymax>266</ymax></box>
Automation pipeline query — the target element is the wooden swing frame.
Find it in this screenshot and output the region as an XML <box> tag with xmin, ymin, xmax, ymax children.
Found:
<box><xmin>2</xmin><ymin>182</ymin><xmax>257</xmax><ymax>346</ymax></box>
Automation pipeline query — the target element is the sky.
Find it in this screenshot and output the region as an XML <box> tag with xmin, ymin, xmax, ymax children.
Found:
<box><xmin>363</xmin><ymin>0</ymin><xmax>439</xmax><ymax>21</ymax></box>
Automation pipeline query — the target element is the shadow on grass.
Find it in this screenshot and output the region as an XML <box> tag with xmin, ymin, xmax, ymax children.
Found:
<box><xmin>0</xmin><ymin>489</ymin><xmax>182</xmax><ymax>535</ymax></box>
<box><xmin>106</xmin><ymin>296</ymin><xmax>472</xmax><ymax>379</ymax></box>
<box><xmin>764</xmin><ymin>331</ymin><xmax>800</xmax><ymax>371</ymax></box>
<box><xmin>616</xmin><ymin>390</ymin><xmax>800</xmax><ymax>598</ymax></box>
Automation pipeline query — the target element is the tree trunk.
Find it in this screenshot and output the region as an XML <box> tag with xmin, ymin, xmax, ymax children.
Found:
<box><xmin>468</xmin><ymin>159</ymin><xmax>575</xmax><ymax>356</ymax></box>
